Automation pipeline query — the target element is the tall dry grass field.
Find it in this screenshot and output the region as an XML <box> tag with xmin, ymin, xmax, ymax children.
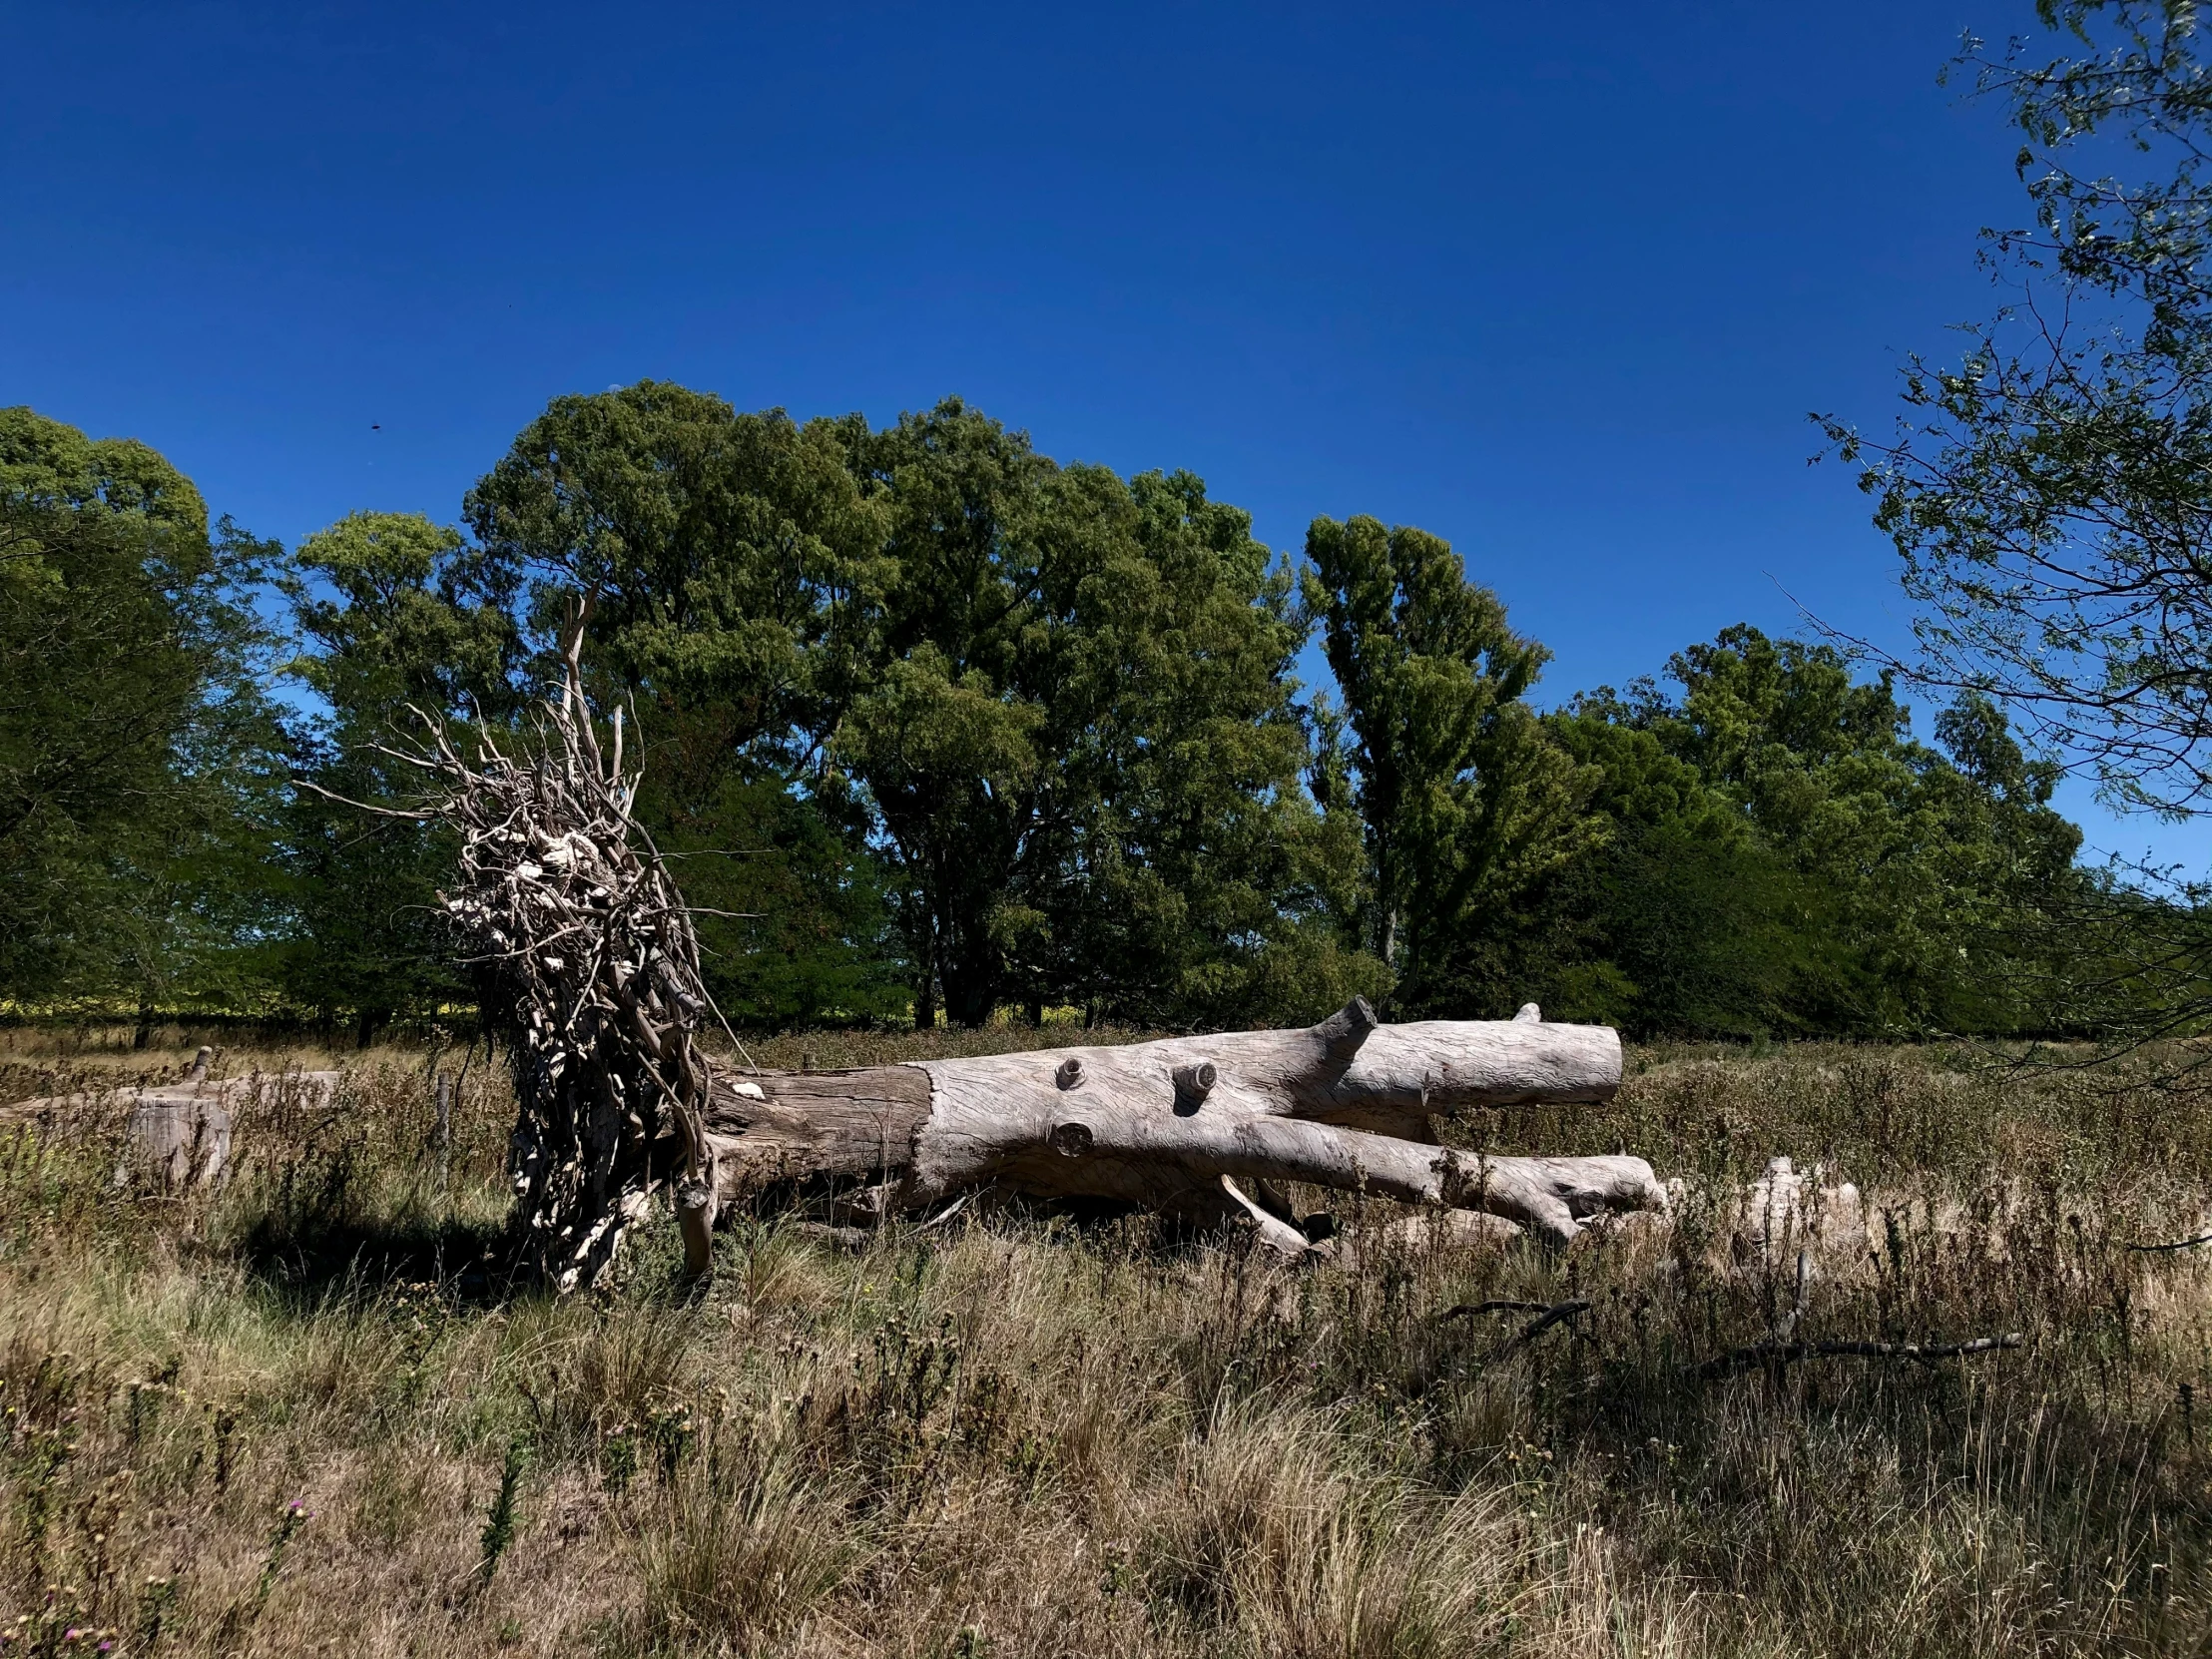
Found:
<box><xmin>2</xmin><ymin>1026</ymin><xmax>2209</xmax><ymax>1656</ymax></box>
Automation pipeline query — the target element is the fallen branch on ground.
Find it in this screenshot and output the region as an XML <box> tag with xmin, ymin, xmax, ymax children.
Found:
<box><xmin>1436</xmin><ymin>1299</ymin><xmax>1557</xmax><ymax>1322</ymax></box>
<box><xmin>2127</xmin><ymin>1230</ymin><xmax>2212</xmax><ymax>1253</ymax></box>
<box><xmin>1695</xmin><ymin>1333</ymin><xmax>2024</xmax><ymax>1380</ymax></box>
<box><xmin>1483</xmin><ymin>1300</ymin><xmax>1591</xmax><ymax>1363</ymax></box>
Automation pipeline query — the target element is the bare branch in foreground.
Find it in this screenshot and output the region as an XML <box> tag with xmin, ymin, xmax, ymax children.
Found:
<box><xmin>1482</xmin><ymin>1300</ymin><xmax>1591</xmax><ymax>1363</ymax></box>
<box><xmin>2127</xmin><ymin>1230</ymin><xmax>2212</xmax><ymax>1253</ymax></box>
<box><xmin>1696</xmin><ymin>1334</ymin><xmax>2025</xmax><ymax>1380</ymax></box>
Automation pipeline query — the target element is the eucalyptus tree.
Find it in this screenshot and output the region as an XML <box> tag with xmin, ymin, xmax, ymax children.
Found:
<box><xmin>1825</xmin><ymin>1</ymin><xmax>2212</xmax><ymax>1041</ymax></box>
<box><xmin>1836</xmin><ymin>1</ymin><xmax>2212</xmax><ymax>820</ymax></box>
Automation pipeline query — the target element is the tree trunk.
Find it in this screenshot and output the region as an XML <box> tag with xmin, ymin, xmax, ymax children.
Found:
<box><xmin>944</xmin><ymin>961</ymin><xmax>996</xmax><ymax>1029</ymax></box>
<box><xmin>696</xmin><ymin>998</ymin><xmax>1656</xmax><ymax>1251</ymax></box>
<box><xmin>3</xmin><ymin>1050</ymin><xmax>340</xmax><ymax>1192</ymax></box>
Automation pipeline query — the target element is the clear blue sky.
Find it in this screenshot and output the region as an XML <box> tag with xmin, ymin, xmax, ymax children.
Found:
<box><xmin>4</xmin><ymin>0</ymin><xmax>2197</xmax><ymax>871</ymax></box>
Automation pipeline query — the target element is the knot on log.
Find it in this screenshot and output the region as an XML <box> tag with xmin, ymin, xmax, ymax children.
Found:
<box><xmin>1049</xmin><ymin>1121</ymin><xmax>1094</xmax><ymax>1158</ymax></box>
<box><xmin>1055</xmin><ymin>1057</ymin><xmax>1084</xmax><ymax>1090</ymax></box>
<box><xmin>1171</xmin><ymin>1060</ymin><xmax>1217</xmax><ymax>1113</ymax></box>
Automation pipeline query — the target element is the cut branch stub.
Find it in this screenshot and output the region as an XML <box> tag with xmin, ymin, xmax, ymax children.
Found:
<box><xmin>1170</xmin><ymin>1060</ymin><xmax>1217</xmax><ymax>1112</ymax></box>
<box><xmin>1314</xmin><ymin>994</ymin><xmax>1381</xmax><ymax>1070</ymax></box>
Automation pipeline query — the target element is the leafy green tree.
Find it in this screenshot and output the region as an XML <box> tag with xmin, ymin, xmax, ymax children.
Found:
<box><xmin>1534</xmin><ymin>707</ymin><xmax>1817</xmax><ymax>1034</ymax></box>
<box><xmin>1824</xmin><ymin>4</ymin><xmax>2212</xmax><ymax>1045</ymax></box>
<box><xmin>465</xmin><ymin>381</ymin><xmax>887</xmax><ymax>742</ymax></box>
<box><xmin>819</xmin><ymin>399</ymin><xmax>1062</xmax><ymax>1025</ymax></box>
<box><xmin>626</xmin><ymin>707</ymin><xmax>902</xmax><ymax>1027</ymax></box>
<box><xmin>462</xmin><ymin>384</ymin><xmax>906</xmax><ymax>1026</ymax></box>
<box><xmin>1302</xmin><ymin>514</ymin><xmax>1593</xmax><ymax>1015</ymax></box>
<box><xmin>279</xmin><ymin>510</ymin><xmax>523</xmax><ymax>1039</ymax></box>
<box><xmin>1833</xmin><ymin>2</ymin><xmax>2212</xmax><ymax>821</ymax></box>
<box><xmin>830</xmin><ymin>401</ymin><xmax>1374</xmax><ymax>1027</ymax></box>
<box><xmin>0</xmin><ymin>409</ymin><xmax>283</xmax><ymax>1023</ymax></box>
<box><xmin>0</xmin><ymin>406</ymin><xmax>212</xmax><ymax>533</ymax></box>
<box><xmin>1092</xmin><ymin>470</ymin><xmax>1378</xmax><ymax>1031</ymax></box>
<box><xmin>1543</xmin><ymin>626</ymin><xmax>2084</xmax><ymax>1037</ymax></box>
<box><xmin>469</xmin><ymin>387</ymin><xmax>1375</xmax><ymax>1030</ymax></box>
<box><xmin>1000</xmin><ymin>462</ymin><xmax>1375</xmax><ymax>1029</ymax></box>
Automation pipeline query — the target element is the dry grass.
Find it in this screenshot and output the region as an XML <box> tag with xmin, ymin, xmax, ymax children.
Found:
<box><xmin>2</xmin><ymin>1029</ymin><xmax>2210</xmax><ymax>1656</ymax></box>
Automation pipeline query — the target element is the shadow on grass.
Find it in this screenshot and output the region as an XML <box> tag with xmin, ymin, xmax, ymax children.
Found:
<box><xmin>230</xmin><ymin>1207</ymin><xmax>519</xmax><ymax>1307</ymax></box>
<box><xmin>224</xmin><ymin>1172</ymin><xmax>714</xmax><ymax>1314</ymax></box>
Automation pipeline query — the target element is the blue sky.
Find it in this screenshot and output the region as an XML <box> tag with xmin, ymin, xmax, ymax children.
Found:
<box><xmin>5</xmin><ymin>0</ymin><xmax>2198</xmax><ymax>872</ymax></box>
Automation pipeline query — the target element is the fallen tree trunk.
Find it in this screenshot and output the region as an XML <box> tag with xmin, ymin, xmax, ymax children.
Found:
<box><xmin>342</xmin><ymin>603</ymin><xmax>1662</xmax><ymax>1290</ymax></box>
<box><xmin>693</xmin><ymin>1006</ymin><xmax>1653</xmax><ymax>1253</ymax></box>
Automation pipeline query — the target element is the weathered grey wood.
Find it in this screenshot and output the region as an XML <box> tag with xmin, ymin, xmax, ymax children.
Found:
<box><xmin>4</xmin><ymin>1057</ymin><xmax>340</xmax><ymax>1192</ymax></box>
<box><xmin>118</xmin><ymin>1049</ymin><xmax>231</xmax><ymax>1189</ymax></box>
<box><xmin>122</xmin><ymin>1096</ymin><xmax>233</xmax><ymax>1189</ymax></box>
<box><xmin>907</xmin><ymin>1002</ymin><xmax>1623</xmax><ymax>1195</ymax></box>
<box><xmin>700</xmin><ymin>1066</ymin><xmax>933</xmax><ymax>1196</ymax></box>
<box><xmin>909</xmin><ymin>1081</ymin><xmax>1656</xmax><ymax>1245</ymax></box>
<box><xmin>687</xmin><ymin>1001</ymin><xmax>1653</xmax><ymax>1249</ymax></box>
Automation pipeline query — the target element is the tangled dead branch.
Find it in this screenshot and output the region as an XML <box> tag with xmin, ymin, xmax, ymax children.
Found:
<box><xmin>318</xmin><ymin>600</ymin><xmax>729</xmax><ymax>1291</ymax></box>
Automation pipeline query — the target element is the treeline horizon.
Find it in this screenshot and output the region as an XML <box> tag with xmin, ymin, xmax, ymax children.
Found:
<box><xmin>1</xmin><ymin>386</ymin><xmax>2126</xmax><ymax>1043</ymax></box>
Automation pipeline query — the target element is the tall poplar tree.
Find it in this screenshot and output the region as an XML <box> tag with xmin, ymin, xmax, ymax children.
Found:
<box><xmin>1303</xmin><ymin>514</ymin><xmax>1593</xmax><ymax>1014</ymax></box>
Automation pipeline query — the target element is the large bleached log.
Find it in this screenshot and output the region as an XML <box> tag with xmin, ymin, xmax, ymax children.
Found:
<box><xmin>349</xmin><ymin>605</ymin><xmax>1661</xmax><ymax>1290</ymax></box>
<box><xmin>694</xmin><ymin>1003</ymin><xmax>1654</xmax><ymax>1250</ymax></box>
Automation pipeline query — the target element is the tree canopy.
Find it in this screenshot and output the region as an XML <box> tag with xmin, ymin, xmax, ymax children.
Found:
<box><xmin>1536</xmin><ymin>628</ymin><xmax>2083</xmax><ymax>1037</ymax></box>
<box><xmin>0</xmin><ymin>382</ymin><xmax>2131</xmax><ymax>1043</ymax></box>
<box><xmin>1834</xmin><ymin>1</ymin><xmax>2212</xmax><ymax>822</ymax></box>
<box><xmin>0</xmin><ymin>408</ymin><xmax>281</xmax><ymax>1023</ymax></box>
